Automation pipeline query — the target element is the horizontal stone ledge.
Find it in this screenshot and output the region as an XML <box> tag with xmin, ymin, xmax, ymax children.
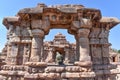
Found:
<box><xmin>24</xmin><ymin>72</ymin><xmax>96</xmax><ymax>79</ymax></box>
<box><xmin>45</xmin><ymin>66</ymin><xmax>65</xmax><ymax>73</ymax></box>
<box><xmin>3</xmin><ymin>16</ymin><xmax>19</xmax><ymax>22</ymax></box>
<box><xmin>0</xmin><ymin>70</ymin><xmax>119</xmax><ymax>79</ymax></box>
<box><xmin>61</xmin><ymin>72</ymin><xmax>96</xmax><ymax>78</ymax></box>
<box><xmin>21</xmin><ymin>40</ymin><xmax>32</xmax><ymax>43</ymax></box>
<box><xmin>0</xmin><ymin>71</ymin><xmax>28</xmax><ymax>76</ymax></box>
<box><xmin>24</xmin><ymin>73</ymin><xmax>60</xmax><ymax>79</ymax></box>
<box><xmin>25</xmin><ymin>62</ymin><xmax>47</xmax><ymax>67</ymax></box>
<box><xmin>0</xmin><ymin>75</ymin><xmax>6</xmax><ymax>79</ymax></box>
<box><xmin>93</xmin><ymin>64</ymin><xmax>117</xmax><ymax>70</ymax></box>
<box><xmin>0</xmin><ymin>62</ymin><xmax>6</xmax><ymax>65</ymax></box>
<box><xmin>45</xmin><ymin>66</ymin><xmax>91</xmax><ymax>72</ymax></box>
<box><xmin>1</xmin><ymin>65</ymin><xmax>25</xmax><ymax>71</ymax></box>
<box><xmin>74</xmin><ymin>61</ymin><xmax>92</xmax><ymax>67</ymax></box>
<box><xmin>89</xmin><ymin>43</ymin><xmax>111</xmax><ymax>45</ymax></box>
<box><xmin>95</xmin><ymin>69</ymin><xmax>120</xmax><ymax>75</ymax></box>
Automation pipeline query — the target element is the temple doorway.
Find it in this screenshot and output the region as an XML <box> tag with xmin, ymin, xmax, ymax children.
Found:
<box><xmin>53</xmin><ymin>47</ymin><xmax>65</xmax><ymax>63</ymax></box>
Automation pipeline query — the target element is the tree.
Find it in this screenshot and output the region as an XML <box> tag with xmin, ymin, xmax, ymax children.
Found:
<box><xmin>118</xmin><ymin>50</ymin><xmax>120</xmax><ymax>53</ymax></box>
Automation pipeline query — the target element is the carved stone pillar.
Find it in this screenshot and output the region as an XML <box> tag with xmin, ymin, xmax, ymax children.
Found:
<box><xmin>10</xmin><ymin>43</ymin><xmax>19</xmax><ymax>65</ymax></box>
<box><xmin>99</xmin><ymin>26</ymin><xmax>110</xmax><ymax>64</ymax></box>
<box><xmin>30</xmin><ymin>29</ymin><xmax>44</xmax><ymax>62</ymax></box>
<box><xmin>6</xmin><ymin>43</ymin><xmax>12</xmax><ymax>64</ymax></box>
<box><xmin>64</xmin><ymin>48</ymin><xmax>69</xmax><ymax>64</ymax></box>
<box><xmin>74</xmin><ymin>35</ymin><xmax>79</xmax><ymax>61</ymax></box>
<box><xmin>7</xmin><ymin>24</ymin><xmax>14</xmax><ymax>43</ymax></box>
<box><xmin>75</xmin><ymin>29</ymin><xmax>92</xmax><ymax>66</ymax></box>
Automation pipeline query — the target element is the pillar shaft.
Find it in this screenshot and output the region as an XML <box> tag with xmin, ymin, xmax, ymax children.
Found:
<box><xmin>30</xmin><ymin>29</ymin><xmax>44</xmax><ymax>62</ymax></box>
<box><xmin>75</xmin><ymin>36</ymin><xmax>79</xmax><ymax>61</ymax></box>
<box><xmin>75</xmin><ymin>29</ymin><xmax>92</xmax><ymax>66</ymax></box>
<box><xmin>10</xmin><ymin>43</ymin><xmax>19</xmax><ymax>65</ymax></box>
<box><xmin>78</xmin><ymin>29</ymin><xmax>91</xmax><ymax>61</ymax></box>
<box><xmin>64</xmin><ymin>48</ymin><xmax>69</xmax><ymax>63</ymax></box>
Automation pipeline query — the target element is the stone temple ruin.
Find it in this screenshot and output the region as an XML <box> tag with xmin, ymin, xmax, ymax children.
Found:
<box><xmin>0</xmin><ymin>3</ymin><xmax>120</xmax><ymax>80</ymax></box>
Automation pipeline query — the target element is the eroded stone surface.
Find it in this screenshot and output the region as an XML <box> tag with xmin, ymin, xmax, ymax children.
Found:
<box><xmin>0</xmin><ymin>3</ymin><xmax>120</xmax><ymax>80</ymax></box>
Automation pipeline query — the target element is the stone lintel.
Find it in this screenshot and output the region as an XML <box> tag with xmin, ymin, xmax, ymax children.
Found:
<box><xmin>71</xmin><ymin>20</ymin><xmax>92</xmax><ymax>31</ymax></box>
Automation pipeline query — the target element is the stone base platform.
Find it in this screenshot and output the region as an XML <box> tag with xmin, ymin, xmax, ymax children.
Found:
<box><xmin>0</xmin><ymin>64</ymin><xmax>119</xmax><ymax>80</ymax></box>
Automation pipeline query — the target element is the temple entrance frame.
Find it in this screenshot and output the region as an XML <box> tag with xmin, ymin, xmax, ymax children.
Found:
<box><xmin>29</xmin><ymin>19</ymin><xmax>92</xmax><ymax>66</ymax></box>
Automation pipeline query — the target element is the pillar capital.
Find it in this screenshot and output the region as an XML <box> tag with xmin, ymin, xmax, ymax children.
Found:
<box><xmin>32</xmin><ymin>29</ymin><xmax>44</xmax><ymax>38</ymax></box>
<box><xmin>77</xmin><ymin>29</ymin><xmax>90</xmax><ymax>38</ymax></box>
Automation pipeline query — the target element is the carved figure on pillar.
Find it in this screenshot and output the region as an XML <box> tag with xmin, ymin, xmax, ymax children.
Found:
<box><xmin>10</xmin><ymin>43</ymin><xmax>19</xmax><ymax>65</ymax></box>
<box><xmin>99</xmin><ymin>24</ymin><xmax>109</xmax><ymax>44</ymax></box>
<box><xmin>89</xmin><ymin>27</ymin><xmax>101</xmax><ymax>44</ymax></box>
<box><xmin>23</xmin><ymin>44</ymin><xmax>30</xmax><ymax>64</ymax></box>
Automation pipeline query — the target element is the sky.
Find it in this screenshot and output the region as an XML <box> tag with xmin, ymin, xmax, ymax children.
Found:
<box><xmin>0</xmin><ymin>0</ymin><xmax>120</xmax><ymax>52</ymax></box>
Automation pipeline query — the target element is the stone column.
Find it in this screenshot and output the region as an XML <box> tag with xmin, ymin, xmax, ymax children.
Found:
<box><xmin>30</xmin><ymin>29</ymin><xmax>44</xmax><ymax>62</ymax></box>
<box><xmin>10</xmin><ymin>43</ymin><xmax>19</xmax><ymax>65</ymax></box>
<box><xmin>64</xmin><ymin>48</ymin><xmax>69</xmax><ymax>64</ymax></box>
<box><xmin>6</xmin><ymin>43</ymin><xmax>12</xmax><ymax>64</ymax></box>
<box><xmin>6</xmin><ymin>24</ymin><xmax>14</xmax><ymax>64</ymax></box>
<box><xmin>75</xmin><ymin>35</ymin><xmax>80</xmax><ymax>61</ymax></box>
<box><xmin>99</xmin><ymin>26</ymin><xmax>110</xmax><ymax>64</ymax></box>
<box><xmin>75</xmin><ymin>29</ymin><xmax>92</xmax><ymax>66</ymax></box>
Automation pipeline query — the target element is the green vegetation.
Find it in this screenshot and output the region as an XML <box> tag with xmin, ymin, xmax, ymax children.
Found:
<box><xmin>112</xmin><ymin>48</ymin><xmax>118</xmax><ymax>53</ymax></box>
<box><xmin>118</xmin><ymin>50</ymin><xmax>120</xmax><ymax>53</ymax></box>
